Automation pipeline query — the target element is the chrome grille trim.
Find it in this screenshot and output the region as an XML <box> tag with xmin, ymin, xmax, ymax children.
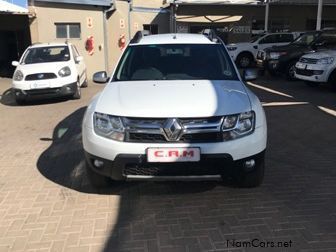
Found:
<box><xmin>123</xmin><ymin>117</ymin><xmax>224</xmax><ymax>142</ymax></box>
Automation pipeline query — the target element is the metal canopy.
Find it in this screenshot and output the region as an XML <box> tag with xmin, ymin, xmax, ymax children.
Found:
<box><xmin>0</xmin><ymin>0</ymin><xmax>28</xmax><ymax>14</ymax></box>
<box><xmin>176</xmin><ymin>15</ymin><xmax>243</xmax><ymax>23</ymax></box>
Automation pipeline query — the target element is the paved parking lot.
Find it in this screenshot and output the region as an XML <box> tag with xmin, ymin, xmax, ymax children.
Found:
<box><xmin>1</xmin><ymin>76</ymin><xmax>336</xmax><ymax>252</ymax></box>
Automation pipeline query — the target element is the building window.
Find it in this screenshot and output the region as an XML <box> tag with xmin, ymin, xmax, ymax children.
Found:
<box><xmin>143</xmin><ymin>24</ymin><xmax>158</xmax><ymax>34</ymax></box>
<box><xmin>55</xmin><ymin>23</ymin><xmax>81</xmax><ymax>39</ymax></box>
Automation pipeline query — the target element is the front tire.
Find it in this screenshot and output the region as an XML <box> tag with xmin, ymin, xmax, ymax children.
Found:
<box><xmin>72</xmin><ymin>80</ymin><xmax>81</xmax><ymax>99</ymax></box>
<box><xmin>85</xmin><ymin>161</ymin><xmax>111</xmax><ymax>188</ymax></box>
<box><xmin>15</xmin><ymin>97</ymin><xmax>25</xmax><ymax>105</ymax></box>
<box><xmin>235</xmin><ymin>155</ymin><xmax>265</xmax><ymax>188</ymax></box>
<box><xmin>237</xmin><ymin>53</ymin><xmax>254</xmax><ymax>68</ymax></box>
<box><xmin>286</xmin><ymin>61</ymin><xmax>297</xmax><ymax>81</ymax></box>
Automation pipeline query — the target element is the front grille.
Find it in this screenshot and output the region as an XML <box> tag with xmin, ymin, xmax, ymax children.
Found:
<box><xmin>300</xmin><ymin>58</ymin><xmax>318</xmax><ymax>64</ymax></box>
<box><xmin>25</xmin><ymin>73</ymin><xmax>57</xmax><ymax>81</ymax></box>
<box><xmin>126</xmin><ymin>132</ymin><xmax>223</xmax><ymax>143</ymax></box>
<box><xmin>123</xmin><ymin>161</ymin><xmax>230</xmax><ymax>176</ymax></box>
<box><xmin>295</xmin><ymin>68</ymin><xmax>315</xmax><ymax>76</ymax></box>
<box><xmin>127</xmin><ymin>133</ymin><xmax>166</xmax><ymax>143</ymax></box>
<box><xmin>25</xmin><ymin>88</ymin><xmax>60</xmax><ymax>95</ymax></box>
<box><xmin>124</xmin><ymin>116</ymin><xmax>224</xmax><ymax>143</ymax></box>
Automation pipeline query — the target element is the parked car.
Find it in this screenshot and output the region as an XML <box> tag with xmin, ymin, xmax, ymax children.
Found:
<box><xmin>226</xmin><ymin>32</ymin><xmax>300</xmax><ymax>68</ymax></box>
<box><xmin>295</xmin><ymin>49</ymin><xmax>336</xmax><ymax>89</ymax></box>
<box><xmin>82</xmin><ymin>32</ymin><xmax>267</xmax><ymax>188</ymax></box>
<box><xmin>256</xmin><ymin>29</ymin><xmax>336</xmax><ymax>80</ymax></box>
<box><xmin>11</xmin><ymin>42</ymin><xmax>87</xmax><ymax>104</ymax></box>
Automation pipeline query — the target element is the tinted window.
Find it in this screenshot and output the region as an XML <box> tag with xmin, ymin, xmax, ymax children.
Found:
<box><xmin>315</xmin><ymin>32</ymin><xmax>336</xmax><ymax>48</ymax></box>
<box><xmin>22</xmin><ymin>46</ymin><xmax>70</xmax><ymax>64</ymax></box>
<box><xmin>292</xmin><ymin>32</ymin><xmax>319</xmax><ymax>46</ymax></box>
<box><xmin>259</xmin><ymin>34</ymin><xmax>277</xmax><ymax>44</ymax></box>
<box><xmin>113</xmin><ymin>44</ymin><xmax>238</xmax><ymax>81</ymax></box>
<box><xmin>277</xmin><ymin>34</ymin><xmax>294</xmax><ymax>43</ymax></box>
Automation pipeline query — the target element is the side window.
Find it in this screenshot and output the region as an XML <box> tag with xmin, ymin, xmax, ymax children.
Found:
<box><xmin>319</xmin><ymin>33</ymin><xmax>336</xmax><ymax>47</ymax></box>
<box><xmin>277</xmin><ymin>34</ymin><xmax>294</xmax><ymax>43</ymax></box>
<box><xmin>259</xmin><ymin>35</ymin><xmax>276</xmax><ymax>44</ymax></box>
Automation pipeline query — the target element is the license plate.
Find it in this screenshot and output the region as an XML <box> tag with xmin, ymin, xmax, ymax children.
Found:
<box><xmin>147</xmin><ymin>147</ymin><xmax>200</xmax><ymax>163</ymax></box>
<box><xmin>31</xmin><ymin>82</ymin><xmax>50</xmax><ymax>89</ymax></box>
<box><xmin>296</xmin><ymin>62</ymin><xmax>306</xmax><ymax>69</ymax></box>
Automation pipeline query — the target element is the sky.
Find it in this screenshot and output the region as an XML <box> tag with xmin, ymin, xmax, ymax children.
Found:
<box><xmin>6</xmin><ymin>0</ymin><xmax>27</xmax><ymax>8</ymax></box>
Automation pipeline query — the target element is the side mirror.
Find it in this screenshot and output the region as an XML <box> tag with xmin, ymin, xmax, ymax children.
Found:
<box><xmin>75</xmin><ymin>56</ymin><xmax>83</xmax><ymax>63</ymax></box>
<box><xmin>12</xmin><ymin>61</ymin><xmax>19</xmax><ymax>67</ymax></box>
<box><xmin>243</xmin><ymin>69</ymin><xmax>258</xmax><ymax>81</ymax></box>
<box><xmin>93</xmin><ymin>71</ymin><xmax>109</xmax><ymax>84</ymax></box>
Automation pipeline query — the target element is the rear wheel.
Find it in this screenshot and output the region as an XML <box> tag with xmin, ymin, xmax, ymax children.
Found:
<box><xmin>237</xmin><ymin>53</ymin><xmax>254</xmax><ymax>68</ymax></box>
<box><xmin>85</xmin><ymin>161</ymin><xmax>111</xmax><ymax>188</ymax></box>
<box><xmin>72</xmin><ymin>80</ymin><xmax>81</xmax><ymax>99</ymax></box>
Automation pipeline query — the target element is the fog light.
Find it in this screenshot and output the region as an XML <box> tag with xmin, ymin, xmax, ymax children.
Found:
<box><xmin>66</xmin><ymin>86</ymin><xmax>71</xmax><ymax>91</ymax></box>
<box><xmin>93</xmin><ymin>159</ymin><xmax>104</xmax><ymax>168</ymax></box>
<box><xmin>244</xmin><ymin>159</ymin><xmax>255</xmax><ymax>169</ymax></box>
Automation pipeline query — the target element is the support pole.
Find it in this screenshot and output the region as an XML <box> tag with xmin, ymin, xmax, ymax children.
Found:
<box><xmin>264</xmin><ymin>0</ymin><xmax>270</xmax><ymax>32</ymax></box>
<box><xmin>316</xmin><ymin>0</ymin><xmax>323</xmax><ymax>30</ymax></box>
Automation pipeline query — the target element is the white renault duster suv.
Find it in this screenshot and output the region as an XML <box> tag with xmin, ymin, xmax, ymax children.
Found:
<box><xmin>82</xmin><ymin>32</ymin><xmax>267</xmax><ymax>188</ymax></box>
<box><xmin>12</xmin><ymin>42</ymin><xmax>87</xmax><ymax>104</ymax></box>
<box><xmin>295</xmin><ymin>50</ymin><xmax>336</xmax><ymax>88</ymax></box>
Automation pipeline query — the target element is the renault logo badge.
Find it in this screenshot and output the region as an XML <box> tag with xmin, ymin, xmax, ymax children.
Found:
<box><xmin>163</xmin><ymin>119</ymin><xmax>182</xmax><ymax>141</ymax></box>
<box><xmin>37</xmin><ymin>73</ymin><xmax>44</xmax><ymax>79</ymax></box>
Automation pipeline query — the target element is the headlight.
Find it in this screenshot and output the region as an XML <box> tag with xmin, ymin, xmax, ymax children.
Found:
<box><xmin>93</xmin><ymin>112</ymin><xmax>125</xmax><ymax>141</ymax></box>
<box><xmin>13</xmin><ymin>70</ymin><xmax>24</xmax><ymax>81</ymax></box>
<box><xmin>227</xmin><ymin>46</ymin><xmax>237</xmax><ymax>51</ymax></box>
<box><xmin>222</xmin><ymin>111</ymin><xmax>255</xmax><ymax>140</ymax></box>
<box><xmin>317</xmin><ymin>57</ymin><xmax>334</xmax><ymax>65</ymax></box>
<box><xmin>58</xmin><ymin>66</ymin><xmax>71</xmax><ymax>77</ymax></box>
<box><xmin>269</xmin><ymin>52</ymin><xmax>287</xmax><ymax>60</ymax></box>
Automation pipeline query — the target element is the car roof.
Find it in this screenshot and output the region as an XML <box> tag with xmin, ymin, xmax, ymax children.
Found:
<box><xmin>29</xmin><ymin>42</ymin><xmax>70</xmax><ymax>48</ymax></box>
<box><xmin>133</xmin><ymin>33</ymin><xmax>216</xmax><ymax>45</ymax></box>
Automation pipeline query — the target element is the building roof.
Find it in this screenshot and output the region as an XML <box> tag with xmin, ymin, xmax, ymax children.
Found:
<box><xmin>0</xmin><ymin>0</ymin><xmax>28</xmax><ymax>14</ymax></box>
<box><xmin>133</xmin><ymin>33</ymin><xmax>215</xmax><ymax>45</ymax></box>
<box><xmin>35</xmin><ymin>0</ymin><xmax>113</xmax><ymax>7</ymax></box>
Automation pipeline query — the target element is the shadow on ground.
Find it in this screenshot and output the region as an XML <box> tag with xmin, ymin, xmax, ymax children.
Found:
<box><xmin>1</xmin><ymin>88</ymin><xmax>72</xmax><ymax>107</ymax></box>
<box><xmin>36</xmin><ymin>107</ymin><xmax>220</xmax><ymax>196</ymax></box>
<box><xmin>36</xmin><ymin>99</ymin><xmax>336</xmax><ymax>251</ymax></box>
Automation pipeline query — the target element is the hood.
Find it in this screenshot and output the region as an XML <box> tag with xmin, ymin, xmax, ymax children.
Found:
<box><xmin>227</xmin><ymin>42</ymin><xmax>251</xmax><ymax>47</ymax></box>
<box><xmin>16</xmin><ymin>61</ymin><xmax>70</xmax><ymax>75</ymax></box>
<box><xmin>302</xmin><ymin>50</ymin><xmax>336</xmax><ymax>59</ymax></box>
<box><xmin>95</xmin><ymin>80</ymin><xmax>251</xmax><ymax>118</ymax></box>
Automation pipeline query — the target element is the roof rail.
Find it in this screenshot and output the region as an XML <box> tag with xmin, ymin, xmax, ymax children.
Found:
<box><xmin>130</xmin><ymin>30</ymin><xmax>151</xmax><ymax>44</ymax></box>
<box><xmin>31</xmin><ymin>42</ymin><xmax>42</xmax><ymax>46</ymax></box>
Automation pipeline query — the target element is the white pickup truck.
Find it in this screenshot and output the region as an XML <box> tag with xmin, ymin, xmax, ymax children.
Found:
<box><xmin>227</xmin><ymin>32</ymin><xmax>301</xmax><ymax>68</ymax></box>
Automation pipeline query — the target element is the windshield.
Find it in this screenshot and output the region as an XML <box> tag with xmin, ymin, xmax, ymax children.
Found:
<box><xmin>292</xmin><ymin>32</ymin><xmax>319</xmax><ymax>46</ymax></box>
<box><xmin>113</xmin><ymin>44</ymin><xmax>238</xmax><ymax>81</ymax></box>
<box><xmin>22</xmin><ymin>46</ymin><xmax>70</xmax><ymax>64</ymax></box>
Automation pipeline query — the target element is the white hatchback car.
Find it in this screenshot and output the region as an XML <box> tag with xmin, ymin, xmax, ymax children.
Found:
<box><xmin>82</xmin><ymin>32</ymin><xmax>267</xmax><ymax>188</ymax></box>
<box><xmin>12</xmin><ymin>42</ymin><xmax>87</xmax><ymax>104</ymax></box>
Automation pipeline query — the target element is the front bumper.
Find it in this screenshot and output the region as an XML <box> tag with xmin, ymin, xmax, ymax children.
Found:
<box><xmin>85</xmin><ymin>150</ymin><xmax>266</xmax><ymax>181</ymax></box>
<box><xmin>294</xmin><ymin>65</ymin><xmax>329</xmax><ymax>83</ymax></box>
<box><xmin>12</xmin><ymin>82</ymin><xmax>77</xmax><ymax>100</ymax></box>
